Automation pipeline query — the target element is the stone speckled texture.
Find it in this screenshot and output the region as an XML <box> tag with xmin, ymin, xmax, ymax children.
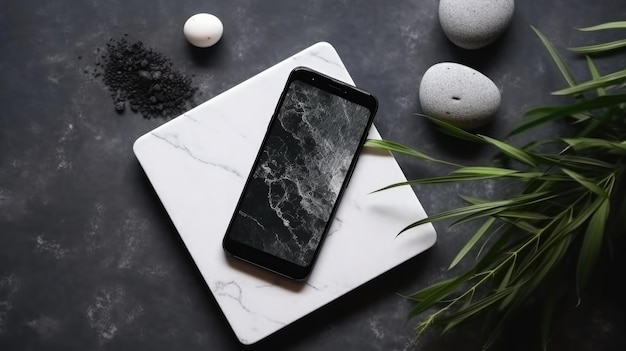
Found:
<box><xmin>1</xmin><ymin>1</ymin><xmax>625</xmax><ymax>350</ymax></box>
<box><xmin>419</xmin><ymin>62</ymin><xmax>500</xmax><ymax>129</ymax></box>
<box><xmin>439</xmin><ymin>0</ymin><xmax>515</xmax><ymax>49</ymax></box>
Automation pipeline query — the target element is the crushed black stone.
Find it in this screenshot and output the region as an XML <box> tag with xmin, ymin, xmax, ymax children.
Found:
<box><xmin>93</xmin><ymin>37</ymin><xmax>197</xmax><ymax>119</ymax></box>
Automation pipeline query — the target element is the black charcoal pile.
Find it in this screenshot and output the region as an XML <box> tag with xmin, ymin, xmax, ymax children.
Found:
<box><xmin>93</xmin><ymin>37</ymin><xmax>197</xmax><ymax>119</ymax></box>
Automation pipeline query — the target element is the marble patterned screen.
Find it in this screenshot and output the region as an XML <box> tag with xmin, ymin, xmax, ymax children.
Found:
<box><xmin>228</xmin><ymin>79</ymin><xmax>372</xmax><ymax>267</ymax></box>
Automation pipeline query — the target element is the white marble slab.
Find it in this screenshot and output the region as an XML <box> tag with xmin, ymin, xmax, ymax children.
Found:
<box><xmin>133</xmin><ymin>42</ymin><xmax>436</xmax><ymax>345</ymax></box>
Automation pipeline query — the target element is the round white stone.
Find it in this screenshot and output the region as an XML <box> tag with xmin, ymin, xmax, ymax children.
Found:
<box><xmin>183</xmin><ymin>13</ymin><xmax>224</xmax><ymax>48</ymax></box>
<box><xmin>439</xmin><ymin>0</ymin><xmax>515</xmax><ymax>49</ymax></box>
<box><xmin>419</xmin><ymin>62</ymin><xmax>501</xmax><ymax>129</ymax></box>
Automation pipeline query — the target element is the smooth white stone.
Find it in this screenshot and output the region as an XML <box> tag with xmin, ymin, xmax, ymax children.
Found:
<box><xmin>133</xmin><ymin>42</ymin><xmax>437</xmax><ymax>345</ymax></box>
<box><xmin>419</xmin><ymin>62</ymin><xmax>500</xmax><ymax>129</ymax></box>
<box><xmin>439</xmin><ymin>0</ymin><xmax>515</xmax><ymax>49</ymax></box>
<box><xmin>184</xmin><ymin>13</ymin><xmax>224</xmax><ymax>48</ymax></box>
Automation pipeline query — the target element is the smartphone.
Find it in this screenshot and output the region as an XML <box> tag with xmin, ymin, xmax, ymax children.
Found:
<box><xmin>222</xmin><ymin>66</ymin><xmax>378</xmax><ymax>280</ymax></box>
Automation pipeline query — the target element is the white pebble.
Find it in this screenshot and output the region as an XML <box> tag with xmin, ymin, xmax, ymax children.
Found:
<box><xmin>183</xmin><ymin>13</ymin><xmax>223</xmax><ymax>48</ymax></box>
<box><xmin>419</xmin><ymin>62</ymin><xmax>500</xmax><ymax>130</ymax></box>
<box><xmin>439</xmin><ymin>0</ymin><xmax>515</xmax><ymax>49</ymax></box>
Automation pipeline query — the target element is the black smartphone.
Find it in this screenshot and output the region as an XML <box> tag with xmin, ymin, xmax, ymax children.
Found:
<box><xmin>222</xmin><ymin>66</ymin><xmax>378</xmax><ymax>280</ymax></box>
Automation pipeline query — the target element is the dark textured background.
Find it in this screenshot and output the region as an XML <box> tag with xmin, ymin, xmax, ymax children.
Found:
<box><xmin>1</xmin><ymin>1</ymin><xmax>625</xmax><ymax>350</ymax></box>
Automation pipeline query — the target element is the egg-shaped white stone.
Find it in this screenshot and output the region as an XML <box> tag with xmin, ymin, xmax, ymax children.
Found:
<box><xmin>439</xmin><ymin>0</ymin><xmax>514</xmax><ymax>49</ymax></box>
<box><xmin>419</xmin><ymin>62</ymin><xmax>500</xmax><ymax>129</ymax></box>
<box><xmin>183</xmin><ymin>13</ymin><xmax>224</xmax><ymax>48</ymax></box>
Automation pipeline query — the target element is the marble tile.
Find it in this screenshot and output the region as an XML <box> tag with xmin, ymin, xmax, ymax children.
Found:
<box><xmin>133</xmin><ymin>42</ymin><xmax>436</xmax><ymax>345</ymax></box>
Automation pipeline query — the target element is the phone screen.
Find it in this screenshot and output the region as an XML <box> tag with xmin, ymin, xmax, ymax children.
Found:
<box><xmin>223</xmin><ymin>67</ymin><xmax>377</xmax><ymax>280</ymax></box>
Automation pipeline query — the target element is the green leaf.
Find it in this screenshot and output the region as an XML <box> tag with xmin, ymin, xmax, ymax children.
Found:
<box><xmin>452</xmin><ymin>167</ymin><xmax>545</xmax><ymax>180</ymax></box>
<box><xmin>559</xmin><ymin>197</ymin><xmax>602</xmax><ymax>235</ymax></box>
<box><xmin>569</xmin><ymin>39</ymin><xmax>626</xmax><ymax>54</ymax></box>
<box><xmin>586</xmin><ymin>56</ymin><xmax>605</xmax><ymax>96</ymax></box>
<box><xmin>458</xmin><ymin>195</ymin><xmax>489</xmax><ymax>205</ymax></box>
<box><xmin>449</xmin><ymin>191</ymin><xmax>558</xmax><ymax>228</ymax></box>
<box><xmin>400</xmin><ymin>192</ymin><xmax>555</xmax><ymax>234</ymax></box>
<box><xmin>371</xmin><ymin>172</ymin><xmax>522</xmax><ymax>193</ymax></box>
<box><xmin>541</xmin><ymin>289</ymin><xmax>564</xmax><ymax>351</ymax></box>
<box><xmin>497</xmin><ymin>211</ymin><xmax>551</xmax><ymax>220</ymax></box>
<box><xmin>484</xmin><ymin>305</ymin><xmax>518</xmax><ymax>349</ymax></box>
<box><xmin>532</xmin><ymin>26</ymin><xmax>578</xmax><ymax>87</ymax></box>
<box><xmin>526</xmin><ymin>235</ymin><xmax>572</xmax><ymax>292</ymax></box>
<box><xmin>364</xmin><ymin>139</ymin><xmax>462</xmax><ymax>168</ymax></box>
<box><xmin>438</xmin><ymin>287</ymin><xmax>517</xmax><ymax>332</ymax></box>
<box><xmin>577</xmin><ymin>21</ymin><xmax>626</xmax><ymax>31</ymax></box>
<box><xmin>499</xmin><ymin>218</ymin><xmax>541</xmax><ymax>234</ymax></box>
<box><xmin>452</xmin><ymin>167</ymin><xmax>518</xmax><ymax>177</ymax></box>
<box><xmin>576</xmin><ymin>198</ymin><xmax>610</xmax><ymax>292</ymax></box>
<box><xmin>510</xmin><ymin>94</ymin><xmax>626</xmax><ymax>136</ymax></box>
<box><xmin>399</xmin><ymin>199</ymin><xmax>512</xmax><ymax>234</ymax></box>
<box><xmin>553</xmin><ymin>69</ymin><xmax>626</xmax><ymax>95</ymax></box>
<box><xmin>473</xmin><ymin>229</ymin><xmax>513</xmax><ymax>272</ymax></box>
<box><xmin>449</xmin><ymin>218</ymin><xmax>496</xmax><ymax>269</ymax></box>
<box><xmin>497</xmin><ymin>257</ymin><xmax>516</xmax><ymax>292</ymax></box>
<box><xmin>479</xmin><ymin>135</ymin><xmax>538</xmax><ymax>167</ymax></box>
<box><xmin>407</xmin><ymin>275</ymin><xmax>469</xmax><ymax>316</ymax></box>
<box><xmin>538</xmin><ymin>154</ymin><xmax>617</xmax><ymax>171</ymax></box>
<box><xmin>560</xmin><ymin>168</ymin><xmax>607</xmax><ymax>197</ymax></box>
<box><xmin>408</xmin><ymin>276</ymin><xmax>461</xmax><ymax>302</ymax></box>
<box><xmin>564</xmin><ymin>138</ymin><xmax>626</xmax><ymax>152</ymax></box>
<box><xmin>418</xmin><ymin>114</ymin><xmax>486</xmax><ymax>143</ymax></box>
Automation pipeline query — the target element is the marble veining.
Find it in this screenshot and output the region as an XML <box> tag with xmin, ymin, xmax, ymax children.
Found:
<box><xmin>133</xmin><ymin>42</ymin><xmax>437</xmax><ymax>345</ymax></box>
<box><xmin>213</xmin><ymin>280</ymin><xmax>286</xmax><ymax>327</ymax></box>
<box><xmin>150</xmin><ymin>131</ymin><xmax>244</xmax><ymax>178</ymax></box>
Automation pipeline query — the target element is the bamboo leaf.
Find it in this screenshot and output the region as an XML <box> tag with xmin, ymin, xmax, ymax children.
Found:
<box><xmin>484</xmin><ymin>304</ymin><xmax>518</xmax><ymax>349</ymax></box>
<box><xmin>560</xmin><ymin>197</ymin><xmax>602</xmax><ymax>234</ymax></box>
<box><xmin>510</xmin><ymin>94</ymin><xmax>626</xmax><ymax>136</ymax></box>
<box><xmin>408</xmin><ymin>276</ymin><xmax>462</xmax><ymax>302</ymax></box>
<box><xmin>497</xmin><ymin>212</ymin><xmax>551</xmax><ymax>220</ymax></box>
<box><xmin>400</xmin><ymin>192</ymin><xmax>556</xmax><ymax>234</ymax></box>
<box><xmin>527</xmin><ymin>235</ymin><xmax>572</xmax><ymax>292</ymax></box>
<box><xmin>452</xmin><ymin>167</ymin><xmax>545</xmax><ymax>179</ymax></box>
<box><xmin>577</xmin><ymin>21</ymin><xmax>626</xmax><ymax>31</ymax></box>
<box><xmin>473</xmin><ymin>230</ymin><xmax>514</xmax><ymax>272</ymax></box>
<box><xmin>553</xmin><ymin>69</ymin><xmax>626</xmax><ymax>95</ymax></box>
<box><xmin>576</xmin><ymin>198</ymin><xmax>610</xmax><ymax>291</ymax></box>
<box><xmin>564</xmin><ymin>137</ymin><xmax>626</xmax><ymax>152</ymax></box>
<box><xmin>458</xmin><ymin>195</ymin><xmax>489</xmax><ymax>205</ymax></box>
<box><xmin>449</xmin><ymin>218</ymin><xmax>496</xmax><ymax>269</ymax></box>
<box><xmin>399</xmin><ymin>199</ymin><xmax>514</xmax><ymax>234</ymax></box>
<box><xmin>449</xmin><ymin>208</ymin><xmax>508</xmax><ymax>227</ymax></box>
<box><xmin>438</xmin><ymin>287</ymin><xmax>516</xmax><ymax>332</ymax></box>
<box><xmin>532</xmin><ymin>26</ymin><xmax>578</xmax><ymax>87</ymax></box>
<box><xmin>449</xmin><ymin>192</ymin><xmax>560</xmax><ymax>228</ymax></box>
<box><xmin>479</xmin><ymin>135</ymin><xmax>538</xmax><ymax>167</ymax></box>
<box><xmin>538</xmin><ymin>153</ymin><xmax>617</xmax><ymax>171</ymax></box>
<box><xmin>408</xmin><ymin>275</ymin><xmax>469</xmax><ymax>316</ymax></box>
<box><xmin>370</xmin><ymin>174</ymin><xmax>508</xmax><ymax>193</ymax></box>
<box><xmin>418</xmin><ymin>114</ymin><xmax>486</xmax><ymax>143</ymax></box>
<box><xmin>452</xmin><ymin>167</ymin><xmax>519</xmax><ymax>177</ymax></box>
<box><xmin>370</xmin><ymin>170</ymin><xmax>559</xmax><ymax>194</ymax></box>
<box><xmin>541</xmin><ymin>289</ymin><xmax>564</xmax><ymax>351</ymax></box>
<box><xmin>364</xmin><ymin>139</ymin><xmax>461</xmax><ymax>168</ymax></box>
<box><xmin>560</xmin><ymin>168</ymin><xmax>607</xmax><ymax>197</ymax></box>
<box><xmin>497</xmin><ymin>257</ymin><xmax>516</xmax><ymax>292</ymax></box>
<box><xmin>569</xmin><ymin>39</ymin><xmax>626</xmax><ymax>54</ymax></box>
<box><xmin>499</xmin><ymin>218</ymin><xmax>541</xmax><ymax>234</ymax></box>
<box><xmin>586</xmin><ymin>56</ymin><xmax>605</xmax><ymax>96</ymax></box>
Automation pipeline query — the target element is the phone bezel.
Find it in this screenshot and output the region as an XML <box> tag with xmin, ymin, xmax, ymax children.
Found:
<box><xmin>222</xmin><ymin>66</ymin><xmax>378</xmax><ymax>280</ymax></box>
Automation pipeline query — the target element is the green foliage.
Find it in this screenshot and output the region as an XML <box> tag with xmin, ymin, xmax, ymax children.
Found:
<box><xmin>366</xmin><ymin>22</ymin><xmax>626</xmax><ymax>349</ymax></box>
